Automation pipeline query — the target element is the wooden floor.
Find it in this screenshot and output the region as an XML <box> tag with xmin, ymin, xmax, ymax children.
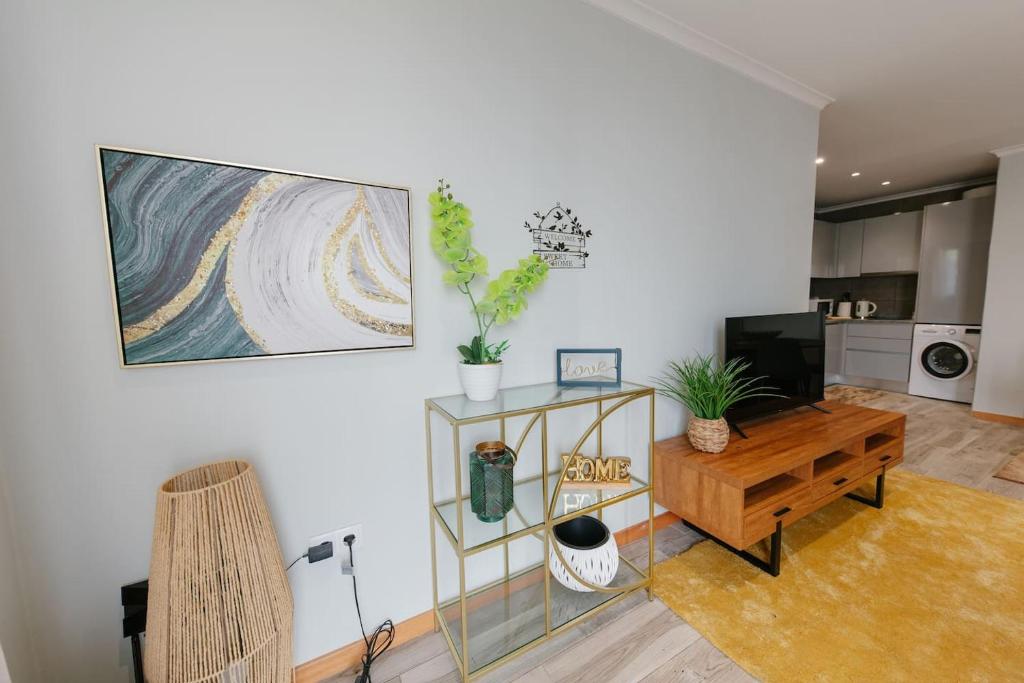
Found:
<box><xmin>323</xmin><ymin>389</ymin><xmax>1024</xmax><ymax>683</ymax></box>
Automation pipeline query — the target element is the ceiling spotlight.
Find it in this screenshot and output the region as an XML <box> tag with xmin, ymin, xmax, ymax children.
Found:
<box><xmin>895</xmin><ymin>212</ymin><xmax>902</xmax><ymax>215</ymax></box>
<box><xmin>881</xmin><ymin>180</ymin><xmax>891</xmax><ymax>186</ymax></box>
<box><xmin>851</xmin><ymin>172</ymin><xmax>861</xmax><ymax>177</ymax></box>
<box><xmin>943</xmin><ymin>201</ymin><xmax>951</xmax><ymax>206</ymax></box>
<box><xmin>816</xmin><ymin>157</ymin><xmax>825</xmax><ymax>165</ymax></box>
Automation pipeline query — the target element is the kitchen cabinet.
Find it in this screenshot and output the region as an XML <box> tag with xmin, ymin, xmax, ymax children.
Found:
<box><xmin>811</xmin><ymin>220</ymin><xmax>837</xmax><ymax>278</ymax></box>
<box><xmin>842</xmin><ymin>322</ymin><xmax>913</xmax><ymax>384</ymax></box>
<box><xmin>917</xmin><ymin>197</ymin><xmax>994</xmax><ymax>325</ymax></box>
<box><xmin>861</xmin><ymin>211</ymin><xmax>922</xmax><ymax>273</ymax></box>
<box><xmin>825</xmin><ymin>322</ymin><xmax>845</xmax><ymax>383</ymax></box>
<box><xmin>844</xmin><ymin>350</ymin><xmax>911</xmax><ymax>382</ymax></box>
<box><xmin>811</xmin><ymin>211</ymin><xmax>924</xmax><ymax>279</ymax></box>
<box><xmin>835</xmin><ymin>220</ymin><xmax>864</xmax><ymax>277</ymax></box>
<box><xmin>845</xmin><ymin>321</ymin><xmax>914</xmax><ymax>339</ymax></box>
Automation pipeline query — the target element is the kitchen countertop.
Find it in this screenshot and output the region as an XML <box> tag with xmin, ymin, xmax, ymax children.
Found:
<box><xmin>826</xmin><ymin>317</ymin><xmax>915</xmax><ymax>325</ymax></box>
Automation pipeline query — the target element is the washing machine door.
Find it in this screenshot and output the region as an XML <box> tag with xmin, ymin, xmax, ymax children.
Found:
<box><xmin>920</xmin><ymin>340</ymin><xmax>974</xmax><ymax>380</ymax></box>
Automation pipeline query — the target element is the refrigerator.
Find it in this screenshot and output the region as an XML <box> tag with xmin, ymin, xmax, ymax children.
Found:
<box><xmin>915</xmin><ymin>196</ymin><xmax>994</xmax><ymax>325</ymax></box>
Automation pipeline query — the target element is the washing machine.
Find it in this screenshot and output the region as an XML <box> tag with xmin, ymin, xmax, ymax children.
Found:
<box><xmin>908</xmin><ymin>324</ymin><xmax>981</xmax><ymax>403</ymax></box>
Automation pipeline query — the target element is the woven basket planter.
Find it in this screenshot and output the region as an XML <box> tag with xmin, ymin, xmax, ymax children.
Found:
<box><xmin>146</xmin><ymin>460</ymin><xmax>293</xmax><ymax>683</ymax></box>
<box><xmin>687</xmin><ymin>416</ymin><xmax>730</xmax><ymax>453</ymax></box>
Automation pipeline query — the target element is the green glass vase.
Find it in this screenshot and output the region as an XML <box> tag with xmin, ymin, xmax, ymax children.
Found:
<box><xmin>470</xmin><ymin>444</ymin><xmax>516</xmax><ymax>523</ymax></box>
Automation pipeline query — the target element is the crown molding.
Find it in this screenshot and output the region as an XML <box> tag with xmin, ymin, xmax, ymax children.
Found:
<box><xmin>584</xmin><ymin>0</ymin><xmax>834</xmax><ymax>110</ymax></box>
<box><xmin>992</xmin><ymin>143</ymin><xmax>1024</xmax><ymax>158</ymax></box>
<box><xmin>816</xmin><ymin>176</ymin><xmax>997</xmax><ymax>214</ymax></box>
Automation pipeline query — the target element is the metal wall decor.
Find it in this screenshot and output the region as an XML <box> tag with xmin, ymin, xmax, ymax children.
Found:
<box><xmin>96</xmin><ymin>146</ymin><xmax>414</xmax><ymax>367</ymax></box>
<box><xmin>524</xmin><ymin>202</ymin><xmax>592</xmax><ymax>269</ymax></box>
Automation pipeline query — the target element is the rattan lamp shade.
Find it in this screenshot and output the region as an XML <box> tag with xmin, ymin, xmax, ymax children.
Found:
<box><xmin>145</xmin><ymin>460</ymin><xmax>293</xmax><ymax>683</ymax></box>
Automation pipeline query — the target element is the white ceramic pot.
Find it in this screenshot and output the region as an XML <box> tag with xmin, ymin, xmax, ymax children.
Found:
<box><xmin>457</xmin><ymin>362</ymin><xmax>502</xmax><ymax>401</ymax></box>
<box><xmin>548</xmin><ymin>515</ymin><xmax>619</xmax><ymax>592</ymax></box>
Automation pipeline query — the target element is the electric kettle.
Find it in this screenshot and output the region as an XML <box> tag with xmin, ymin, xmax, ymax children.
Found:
<box><xmin>855</xmin><ymin>300</ymin><xmax>878</xmax><ymax>319</ymax></box>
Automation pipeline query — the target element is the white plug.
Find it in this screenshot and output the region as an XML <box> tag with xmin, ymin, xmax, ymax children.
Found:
<box><xmin>341</xmin><ymin>534</ymin><xmax>356</xmax><ymax>576</ymax></box>
<box><xmin>308</xmin><ymin>524</ymin><xmax>362</xmax><ymax>575</ymax></box>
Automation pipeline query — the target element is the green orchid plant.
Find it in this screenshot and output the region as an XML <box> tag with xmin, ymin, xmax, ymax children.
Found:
<box><xmin>429</xmin><ymin>179</ymin><xmax>550</xmax><ymax>364</ymax></box>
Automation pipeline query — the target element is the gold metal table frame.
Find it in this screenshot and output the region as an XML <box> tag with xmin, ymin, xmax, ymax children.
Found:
<box><xmin>424</xmin><ymin>382</ymin><xmax>656</xmax><ymax>681</ymax></box>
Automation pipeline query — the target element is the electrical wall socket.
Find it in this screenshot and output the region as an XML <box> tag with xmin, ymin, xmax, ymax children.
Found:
<box><xmin>309</xmin><ymin>524</ymin><xmax>362</xmax><ymax>575</ymax></box>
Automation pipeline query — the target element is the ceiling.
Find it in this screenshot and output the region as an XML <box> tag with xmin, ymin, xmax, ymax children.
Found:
<box><xmin>587</xmin><ymin>0</ymin><xmax>1024</xmax><ymax>207</ymax></box>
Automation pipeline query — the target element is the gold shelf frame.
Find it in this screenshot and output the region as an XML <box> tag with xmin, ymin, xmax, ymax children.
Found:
<box><xmin>424</xmin><ymin>383</ymin><xmax>656</xmax><ymax>681</ymax></box>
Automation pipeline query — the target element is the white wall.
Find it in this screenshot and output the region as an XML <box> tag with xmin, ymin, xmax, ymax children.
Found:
<box><xmin>975</xmin><ymin>150</ymin><xmax>1024</xmax><ymax>418</ymax></box>
<box><xmin>0</xmin><ymin>1</ymin><xmax>818</xmax><ymax>679</ymax></box>
<box><xmin>0</xmin><ymin>457</ymin><xmax>37</xmax><ymax>683</ymax></box>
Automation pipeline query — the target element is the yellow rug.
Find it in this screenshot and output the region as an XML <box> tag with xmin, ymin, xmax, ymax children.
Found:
<box><xmin>655</xmin><ymin>470</ymin><xmax>1024</xmax><ymax>683</ymax></box>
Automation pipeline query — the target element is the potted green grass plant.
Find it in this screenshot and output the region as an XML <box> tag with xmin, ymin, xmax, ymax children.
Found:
<box><xmin>653</xmin><ymin>354</ymin><xmax>780</xmax><ymax>453</ymax></box>
<box><xmin>429</xmin><ymin>179</ymin><xmax>550</xmax><ymax>401</ymax></box>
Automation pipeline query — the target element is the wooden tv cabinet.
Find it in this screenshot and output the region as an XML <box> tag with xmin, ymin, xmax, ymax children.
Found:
<box><xmin>653</xmin><ymin>400</ymin><xmax>905</xmax><ymax>575</ymax></box>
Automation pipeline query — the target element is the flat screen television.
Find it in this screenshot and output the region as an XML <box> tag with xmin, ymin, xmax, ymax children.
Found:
<box><xmin>724</xmin><ymin>311</ymin><xmax>826</xmax><ymax>425</ymax></box>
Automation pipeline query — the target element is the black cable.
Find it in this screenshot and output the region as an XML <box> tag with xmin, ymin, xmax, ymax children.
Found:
<box><xmin>285</xmin><ymin>553</ymin><xmax>307</xmax><ymax>571</ymax></box>
<box><xmin>346</xmin><ymin>540</ymin><xmax>394</xmax><ymax>683</ymax></box>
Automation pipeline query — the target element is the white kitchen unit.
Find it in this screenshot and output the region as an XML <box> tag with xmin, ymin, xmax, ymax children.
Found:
<box><xmin>825</xmin><ymin>321</ymin><xmax>846</xmax><ymax>384</ymax></box>
<box><xmin>811</xmin><ymin>220</ymin><xmax>837</xmax><ymax>278</ymax></box>
<box><xmin>835</xmin><ymin>219</ymin><xmax>864</xmax><ymax>277</ymax></box>
<box><xmin>811</xmin><ymin>212</ymin><xmax>923</xmax><ymax>278</ymax></box>
<box><xmin>861</xmin><ymin>211</ymin><xmax>922</xmax><ymax>273</ymax></box>
<box><xmin>916</xmin><ymin>197</ymin><xmax>994</xmax><ymax>325</ymax></box>
<box><xmin>831</xmin><ymin>321</ymin><xmax>914</xmax><ymax>392</ymax></box>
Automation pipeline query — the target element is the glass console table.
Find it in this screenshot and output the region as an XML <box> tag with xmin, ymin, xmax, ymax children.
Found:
<box><xmin>425</xmin><ymin>381</ymin><xmax>656</xmax><ymax>681</ymax></box>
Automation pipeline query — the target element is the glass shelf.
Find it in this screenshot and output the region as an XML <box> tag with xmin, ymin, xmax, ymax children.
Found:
<box><xmin>434</xmin><ymin>471</ymin><xmax>650</xmax><ymax>554</ymax></box>
<box><xmin>425</xmin><ymin>380</ymin><xmax>655</xmax><ymax>680</ymax></box>
<box><xmin>439</xmin><ymin>558</ymin><xmax>644</xmax><ymax>675</ymax></box>
<box><xmin>428</xmin><ymin>381</ymin><xmax>649</xmax><ymax>423</ymax></box>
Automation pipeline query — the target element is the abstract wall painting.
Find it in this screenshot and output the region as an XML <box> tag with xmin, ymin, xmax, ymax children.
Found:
<box><xmin>96</xmin><ymin>147</ymin><xmax>414</xmax><ymax>367</ymax></box>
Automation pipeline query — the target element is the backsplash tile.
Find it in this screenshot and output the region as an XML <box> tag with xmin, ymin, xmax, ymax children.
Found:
<box><xmin>810</xmin><ymin>274</ymin><xmax>918</xmax><ymax>320</ymax></box>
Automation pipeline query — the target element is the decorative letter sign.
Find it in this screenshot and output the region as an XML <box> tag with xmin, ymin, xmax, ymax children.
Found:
<box><xmin>561</xmin><ymin>454</ymin><xmax>631</xmax><ymax>489</ymax></box>
<box><xmin>556</xmin><ymin>348</ymin><xmax>622</xmax><ymax>387</ymax></box>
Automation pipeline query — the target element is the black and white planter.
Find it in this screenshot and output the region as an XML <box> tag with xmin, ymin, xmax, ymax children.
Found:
<box><xmin>549</xmin><ymin>515</ymin><xmax>619</xmax><ymax>592</ymax></box>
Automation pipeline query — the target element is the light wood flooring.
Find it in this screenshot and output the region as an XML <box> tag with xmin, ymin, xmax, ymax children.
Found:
<box><xmin>324</xmin><ymin>390</ymin><xmax>1024</xmax><ymax>683</ymax></box>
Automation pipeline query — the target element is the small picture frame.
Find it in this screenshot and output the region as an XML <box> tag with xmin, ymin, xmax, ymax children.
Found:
<box><xmin>556</xmin><ymin>348</ymin><xmax>622</xmax><ymax>387</ymax></box>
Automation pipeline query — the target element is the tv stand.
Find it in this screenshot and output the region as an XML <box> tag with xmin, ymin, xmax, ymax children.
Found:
<box><xmin>683</xmin><ymin>519</ymin><xmax>783</xmax><ymax>576</ymax></box>
<box><xmin>729</xmin><ymin>401</ymin><xmax>833</xmax><ymax>440</ymax></box>
<box><xmin>654</xmin><ymin>400</ymin><xmax>904</xmax><ymax>576</ymax></box>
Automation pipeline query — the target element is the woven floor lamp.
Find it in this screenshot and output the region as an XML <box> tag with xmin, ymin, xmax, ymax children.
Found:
<box><xmin>145</xmin><ymin>460</ymin><xmax>293</xmax><ymax>683</ymax></box>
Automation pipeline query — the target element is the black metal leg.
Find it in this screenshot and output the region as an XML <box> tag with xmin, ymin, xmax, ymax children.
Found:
<box><xmin>767</xmin><ymin>521</ymin><xmax>782</xmax><ymax>576</ymax></box>
<box><xmin>845</xmin><ymin>470</ymin><xmax>885</xmax><ymax>509</ymax></box>
<box><xmin>130</xmin><ymin>634</ymin><xmax>144</xmax><ymax>683</ymax></box>
<box><xmin>809</xmin><ymin>403</ymin><xmax>833</xmax><ymax>414</ymax></box>
<box><xmin>684</xmin><ymin>520</ymin><xmax>783</xmax><ymax>577</ymax></box>
<box><xmin>729</xmin><ymin>421</ymin><xmax>749</xmax><ymax>439</ymax></box>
